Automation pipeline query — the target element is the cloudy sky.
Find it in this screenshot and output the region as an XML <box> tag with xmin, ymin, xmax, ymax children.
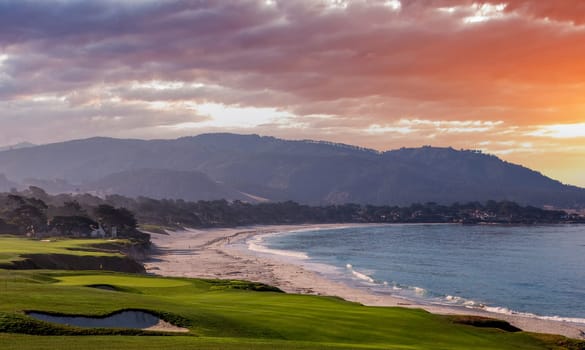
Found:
<box><xmin>0</xmin><ymin>0</ymin><xmax>584</xmax><ymax>186</ymax></box>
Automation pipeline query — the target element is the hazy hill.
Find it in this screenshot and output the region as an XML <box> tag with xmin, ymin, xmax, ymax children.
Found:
<box><xmin>83</xmin><ymin>168</ymin><xmax>256</xmax><ymax>202</ymax></box>
<box><xmin>0</xmin><ymin>142</ymin><xmax>36</xmax><ymax>152</ymax></box>
<box><xmin>0</xmin><ymin>174</ymin><xmax>18</xmax><ymax>192</ymax></box>
<box><xmin>0</xmin><ymin>133</ymin><xmax>583</xmax><ymax>207</ymax></box>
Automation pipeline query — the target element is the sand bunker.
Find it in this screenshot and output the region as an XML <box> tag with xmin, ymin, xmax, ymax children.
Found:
<box><xmin>144</xmin><ymin>225</ymin><xmax>585</xmax><ymax>340</ymax></box>
<box><xmin>27</xmin><ymin>310</ymin><xmax>188</xmax><ymax>332</ymax></box>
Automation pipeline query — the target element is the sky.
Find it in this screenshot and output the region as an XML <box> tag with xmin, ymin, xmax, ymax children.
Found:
<box><xmin>0</xmin><ymin>0</ymin><xmax>584</xmax><ymax>187</ymax></box>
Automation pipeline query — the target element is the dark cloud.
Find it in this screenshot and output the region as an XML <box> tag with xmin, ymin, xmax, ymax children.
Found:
<box><xmin>0</xmin><ymin>1</ymin><xmax>584</xmax><ymax>186</ymax></box>
<box><xmin>1</xmin><ymin>1</ymin><xmax>582</xmax><ymax>118</ymax></box>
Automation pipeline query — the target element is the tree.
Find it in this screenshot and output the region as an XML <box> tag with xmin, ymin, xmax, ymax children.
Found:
<box><xmin>9</xmin><ymin>204</ymin><xmax>47</xmax><ymax>235</ymax></box>
<box><xmin>25</xmin><ymin>186</ymin><xmax>50</xmax><ymax>202</ymax></box>
<box><xmin>94</xmin><ymin>204</ymin><xmax>137</xmax><ymax>231</ymax></box>
<box><xmin>0</xmin><ymin>196</ymin><xmax>48</xmax><ymax>235</ymax></box>
<box><xmin>49</xmin><ymin>216</ymin><xmax>98</xmax><ymax>237</ymax></box>
<box><xmin>51</xmin><ymin>200</ymin><xmax>87</xmax><ymax>217</ymax></box>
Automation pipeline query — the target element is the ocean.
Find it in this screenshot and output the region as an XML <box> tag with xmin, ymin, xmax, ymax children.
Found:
<box><xmin>249</xmin><ymin>224</ymin><xmax>585</xmax><ymax>323</ymax></box>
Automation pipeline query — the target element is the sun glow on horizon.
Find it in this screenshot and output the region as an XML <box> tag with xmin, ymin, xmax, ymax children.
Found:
<box><xmin>162</xmin><ymin>102</ymin><xmax>296</xmax><ymax>129</ymax></box>
<box><xmin>527</xmin><ymin>123</ymin><xmax>585</xmax><ymax>139</ymax></box>
<box><xmin>1</xmin><ymin>0</ymin><xmax>585</xmax><ymax>187</ymax></box>
<box><xmin>130</xmin><ymin>80</ymin><xmax>206</xmax><ymax>90</ymax></box>
<box><xmin>384</xmin><ymin>0</ymin><xmax>401</xmax><ymax>11</ymax></box>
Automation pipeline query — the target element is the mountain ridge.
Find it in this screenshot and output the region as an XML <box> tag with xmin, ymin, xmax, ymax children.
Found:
<box><xmin>0</xmin><ymin>133</ymin><xmax>582</xmax><ymax>208</ymax></box>
<box><xmin>0</xmin><ymin>142</ymin><xmax>37</xmax><ymax>152</ymax></box>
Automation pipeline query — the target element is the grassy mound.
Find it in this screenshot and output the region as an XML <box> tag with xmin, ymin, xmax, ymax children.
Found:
<box><xmin>206</xmin><ymin>279</ymin><xmax>284</xmax><ymax>292</ymax></box>
<box><xmin>0</xmin><ymin>237</ymin><xmax>144</xmax><ymax>273</ymax></box>
<box><xmin>0</xmin><ymin>237</ymin><xmax>122</xmax><ymax>263</ymax></box>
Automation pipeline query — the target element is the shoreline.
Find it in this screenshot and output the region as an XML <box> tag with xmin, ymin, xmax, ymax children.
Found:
<box><xmin>144</xmin><ymin>224</ymin><xmax>585</xmax><ymax>340</ymax></box>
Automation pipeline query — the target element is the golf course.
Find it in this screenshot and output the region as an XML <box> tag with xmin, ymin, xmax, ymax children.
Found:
<box><xmin>0</xmin><ymin>237</ymin><xmax>583</xmax><ymax>350</ymax></box>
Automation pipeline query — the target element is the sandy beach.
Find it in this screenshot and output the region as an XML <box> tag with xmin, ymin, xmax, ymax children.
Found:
<box><xmin>144</xmin><ymin>224</ymin><xmax>585</xmax><ymax>340</ymax></box>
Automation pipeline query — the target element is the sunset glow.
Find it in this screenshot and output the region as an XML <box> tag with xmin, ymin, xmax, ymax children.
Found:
<box><xmin>0</xmin><ymin>0</ymin><xmax>584</xmax><ymax>186</ymax></box>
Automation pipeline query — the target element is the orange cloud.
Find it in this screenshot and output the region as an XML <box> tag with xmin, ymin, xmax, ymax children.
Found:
<box><xmin>0</xmin><ymin>0</ymin><xmax>584</xmax><ymax>186</ymax></box>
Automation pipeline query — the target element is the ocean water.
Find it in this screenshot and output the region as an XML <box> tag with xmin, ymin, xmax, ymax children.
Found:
<box><xmin>252</xmin><ymin>224</ymin><xmax>585</xmax><ymax>322</ymax></box>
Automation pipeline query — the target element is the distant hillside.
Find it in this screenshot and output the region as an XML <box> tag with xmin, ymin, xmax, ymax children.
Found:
<box><xmin>0</xmin><ymin>142</ymin><xmax>36</xmax><ymax>152</ymax></box>
<box><xmin>0</xmin><ymin>133</ymin><xmax>583</xmax><ymax>207</ymax></box>
<box><xmin>83</xmin><ymin>168</ymin><xmax>255</xmax><ymax>202</ymax></box>
<box><xmin>0</xmin><ymin>174</ymin><xmax>18</xmax><ymax>192</ymax></box>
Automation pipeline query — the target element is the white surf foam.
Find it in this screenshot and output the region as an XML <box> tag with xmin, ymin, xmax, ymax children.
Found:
<box><xmin>345</xmin><ymin>264</ymin><xmax>376</xmax><ymax>283</ymax></box>
<box><xmin>247</xmin><ymin>233</ymin><xmax>308</xmax><ymax>259</ymax></box>
<box><xmin>440</xmin><ymin>296</ymin><xmax>585</xmax><ymax>325</ymax></box>
<box><xmin>443</xmin><ymin>295</ymin><xmax>480</xmax><ymax>307</ymax></box>
<box><xmin>480</xmin><ymin>306</ymin><xmax>585</xmax><ymax>325</ymax></box>
<box><xmin>246</xmin><ymin>226</ymin><xmax>361</xmax><ymax>263</ymax></box>
<box><xmin>248</xmin><ymin>226</ymin><xmax>585</xmax><ymax>326</ymax></box>
<box><xmin>413</xmin><ymin>287</ymin><xmax>426</xmax><ymax>296</ymax></box>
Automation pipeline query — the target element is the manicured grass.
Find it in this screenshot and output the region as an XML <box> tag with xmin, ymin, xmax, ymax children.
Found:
<box><xmin>0</xmin><ymin>334</ymin><xmax>444</xmax><ymax>350</ymax></box>
<box><xmin>0</xmin><ymin>237</ymin><xmax>581</xmax><ymax>349</ymax></box>
<box><xmin>56</xmin><ymin>274</ymin><xmax>191</xmax><ymax>288</ymax></box>
<box><xmin>0</xmin><ymin>270</ymin><xmax>569</xmax><ymax>350</ymax></box>
<box><xmin>0</xmin><ymin>237</ymin><xmax>123</xmax><ymax>265</ymax></box>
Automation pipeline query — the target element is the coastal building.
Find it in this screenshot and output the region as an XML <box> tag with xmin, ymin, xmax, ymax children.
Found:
<box><xmin>90</xmin><ymin>224</ymin><xmax>106</xmax><ymax>238</ymax></box>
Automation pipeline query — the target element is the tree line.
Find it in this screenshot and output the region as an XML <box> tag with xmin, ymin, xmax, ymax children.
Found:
<box><xmin>0</xmin><ymin>187</ymin><xmax>582</xmax><ymax>240</ymax></box>
<box><xmin>0</xmin><ymin>187</ymin><xmax>145</xmax><ymax>240</ymax></box>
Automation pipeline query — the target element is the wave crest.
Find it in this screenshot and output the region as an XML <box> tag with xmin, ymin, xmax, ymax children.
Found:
<box><xmin>247</xmin><ymin>234</ymin><xmax>308</xmax><ymax>259</ymax></box>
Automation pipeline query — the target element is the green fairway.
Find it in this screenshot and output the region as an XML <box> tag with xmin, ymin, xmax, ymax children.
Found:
<box><xmin>56</xmin><ymin>274</ymin><xmax>191</xmax><ymax>288</ymax></box>
<box><xmin>0</xmin><ymin>237</ymin><xmax>122</xmax><ymax>265</ymax></box>
<box><xmin>0</xmin><ymin>334</ymin><xmax>485</xmax><ymax>350</ymax></box>
<box><xmin>0</xmin><ymin>237</ymin><xmax>581</xmax><ymax>349</ymax></box>
<box><xmin>0</xmin><ymin>269</ymin><xmax>571</xmax><ymax>350</ymax></box>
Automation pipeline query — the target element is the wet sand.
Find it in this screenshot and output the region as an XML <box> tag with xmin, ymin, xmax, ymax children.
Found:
<box><xmin>144</xmin><ymin>224</ymin><xmax>585</xmax><ymax>340</ymax></box>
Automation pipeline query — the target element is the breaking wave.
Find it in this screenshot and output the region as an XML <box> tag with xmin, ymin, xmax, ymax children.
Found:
<box><xmin>247</xmin><ymin>233</ymin><xmax>308</xmax><ymax>259</ymax></box>
<box><xmin>345</xmin><ymin>264</ymin><xmax>375</xmax><ymax>283</ymax></box>
<box><xmin>480</xmin><ymin>306</ymin><xmax>585</xmax><ymax>324</ymax></box>
<box><xmin>248</xmin><ymin>225</ymin><xmax>585</xmax><ymax>325</ymax></box>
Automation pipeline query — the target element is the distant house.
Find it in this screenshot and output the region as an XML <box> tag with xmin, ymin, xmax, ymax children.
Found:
<box><xmin>90</xmin><ymin>224</ymin><xmax>106</xmax><ymax>238</ymax></box>
<box><xmin>89</xmin><ymin>224</ymin><xmax>118</xmax><ymax>239</ymax></box>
